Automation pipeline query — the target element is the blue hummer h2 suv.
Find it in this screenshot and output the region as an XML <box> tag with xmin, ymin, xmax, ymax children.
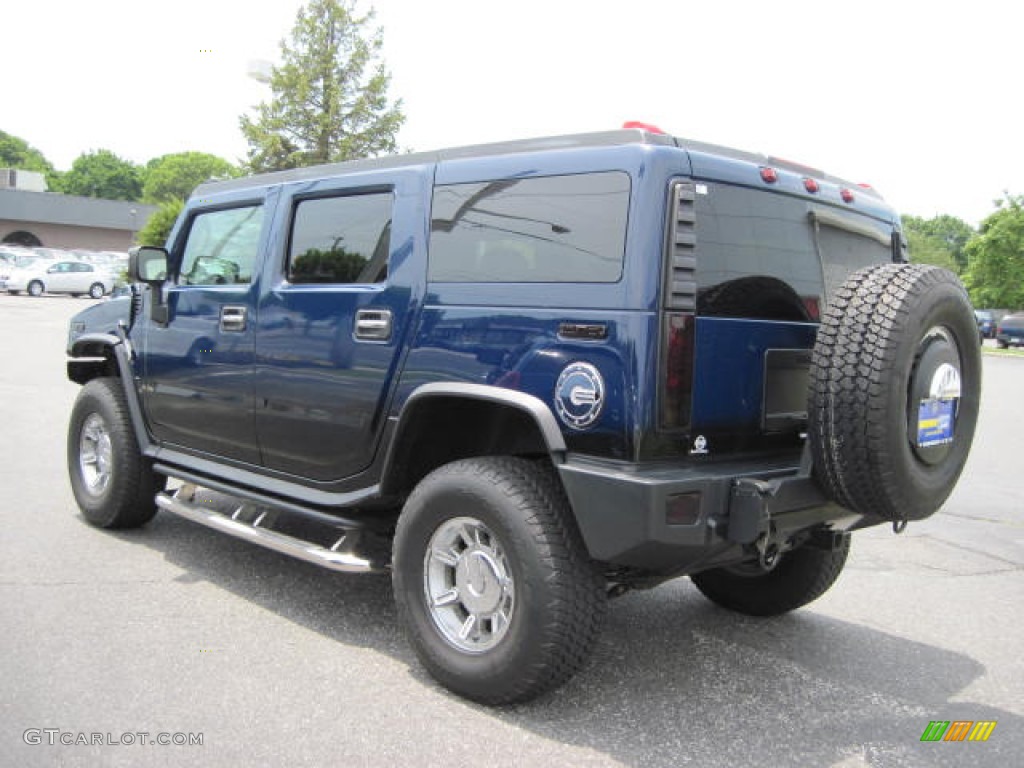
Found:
<box><xmin>65</xmin><ymin>127</ymin><xmax>980</xmax><ymax>704</ymax></box>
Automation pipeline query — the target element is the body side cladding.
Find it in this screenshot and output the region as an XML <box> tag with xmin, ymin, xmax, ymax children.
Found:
<box><xmin>150</xmin><ymin>449</ymin><xmax>384</xmax><ymax>510</ymax></box>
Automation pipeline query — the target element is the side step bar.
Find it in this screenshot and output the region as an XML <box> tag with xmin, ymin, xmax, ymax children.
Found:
<box><xmin>155</xmin><ymin>485</ymin><xmax>388</xmax><ymax>573</ymax></box>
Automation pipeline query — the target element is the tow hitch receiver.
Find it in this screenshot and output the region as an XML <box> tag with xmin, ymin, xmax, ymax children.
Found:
<box><xmin>727</xmin><ymin>478</ymin><xmax>775</xmax><ymax>544</ymax></box>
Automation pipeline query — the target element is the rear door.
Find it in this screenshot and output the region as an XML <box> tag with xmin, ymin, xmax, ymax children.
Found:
<box><xmin>141</xmin><ymin>193</ymin><xmax>275</xmax><ymax>464</ymax></box>
<box><xmin>253</xmin><ymin>168</ymin><xmax>428</xmax><ymax>481</ymax></box>
<box><xmin>46</xmin><ymin>261</ymin><xmax>76</xmax><ymax>292</ymax></box>
<box><xmin>689</xmin><ymin>181</ymin><xmax>898</xmax><ymax>455</ymax></box>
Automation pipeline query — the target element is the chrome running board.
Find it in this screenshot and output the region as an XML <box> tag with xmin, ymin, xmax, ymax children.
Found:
<box><xmin>155</xmin><ymin>484</ymin><xmax>387</xmax><ymax>573</ymax></box>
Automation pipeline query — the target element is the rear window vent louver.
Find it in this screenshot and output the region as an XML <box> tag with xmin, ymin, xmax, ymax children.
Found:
<box><xmin>664</xmin><ymin>181</ymin><xmax>697</xmax><ymax>311</ymax></box>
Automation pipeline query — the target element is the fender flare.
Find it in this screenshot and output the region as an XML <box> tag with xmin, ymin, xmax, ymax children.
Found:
<box><xmin>380</xmin><ymin>382</ymin><xmax>567</xmax><ymax>496</ymax></box>
<box><xmin>67</xmin><ymin>332</ymin><xmax>154</xmax><ymax>455</ymax></box>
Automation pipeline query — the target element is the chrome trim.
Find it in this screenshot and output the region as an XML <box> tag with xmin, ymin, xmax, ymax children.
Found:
<box><xmin>156</xmin><ymin>488</ymin><xmax>385</xmax><ymax>573</ymax></box>
<box><xmin>401</xmin><ymin>382</ymin><xmax>567</xmax><ymax>453</ymax></box>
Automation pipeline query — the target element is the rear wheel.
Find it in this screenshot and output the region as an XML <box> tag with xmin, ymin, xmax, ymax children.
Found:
<box><xmin>27</xmin><ymin>280</ymin><xmax>44</xmax><ymax>297</ymax></box>
<box><xmin>393</xmin><ymin>457</ymin><xmax>606</xmax><ymax>705</ymax></box>
<box><xmin>691</xmin><ymin>536</ymin><xmax>851</xmax><ymax>616</ymax></box>
<box><xmin>809</xmin><ymin>264</ymin><xmax>980</xmax><ymax>522</ymax></box>
<box><xmin>68</xmin><ymin>377</ymin><xmax>163</xmax><ymax>528</ymax></box>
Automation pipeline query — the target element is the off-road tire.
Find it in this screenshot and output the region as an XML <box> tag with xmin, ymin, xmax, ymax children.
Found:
<box><xmin>393</xmin><ymin>457</ymin><xmax>606</xmax><ymax>705</ymax></box>
<box><xmin>809</xmin><ymin>264</ymin><xmax>980</xmax><ymax>522</ymax></box>
<box><xmin>691</xmin><ymin>535</ymin><xmax>851</xmax><ymax>616</ymax></box>
<box><xmin>68</xmin><ymin>377</ymin><xmax>163</xmax><ymax>528</ymax></box>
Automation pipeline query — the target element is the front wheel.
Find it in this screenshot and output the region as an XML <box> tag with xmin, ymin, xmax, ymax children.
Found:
<box><xmin>27</xmin><ymin>280</ymin><xmax>44</xmax><ymax>297</ymax></box>
<box><xmin>393</xmin><ymin>457</ymin><xmax>606</xmax><ymax>705</ymax></box>
<box><xmin>88</xmin><ymin>282</ymin><xmax>105</xmax><ymax>299</ymax></box>
<box><xmin>68</xmin><ymin>377</ymin><xmax>163</xmax><ymax>528</ymax></box>
<box><xmin>691</xmin><ymin>535</ymin><xmax>851</xmax><ymax>616</ymax></box>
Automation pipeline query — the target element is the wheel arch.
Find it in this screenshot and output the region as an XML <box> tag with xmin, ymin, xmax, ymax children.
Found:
<box><xmin>380</xmin><ymin>383</ymin><xmax>566</xmax><ymax>499</ymax></box>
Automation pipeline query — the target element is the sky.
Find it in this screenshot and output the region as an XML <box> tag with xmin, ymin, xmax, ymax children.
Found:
<box><xmin>2</xmin><ymin>0</ymin><xmax>1020</xmax><ymax>226</ymax></box>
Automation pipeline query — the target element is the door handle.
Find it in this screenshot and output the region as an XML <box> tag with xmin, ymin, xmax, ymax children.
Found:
<box><xmin>220</xmin><ymin>305</ymin><xmax>248</xmax><ymax>332</ymax></box>
<box><xmin>354</xmin><ymin>309</ymin><xmax>392</xmax><ymax>341</ymax></box>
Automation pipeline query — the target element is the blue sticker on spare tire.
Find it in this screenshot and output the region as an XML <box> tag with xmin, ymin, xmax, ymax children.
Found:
<box><xmin>917</xmin><ymin>399</ymin><xmax>955</xmax><ymax>447</ymax></box>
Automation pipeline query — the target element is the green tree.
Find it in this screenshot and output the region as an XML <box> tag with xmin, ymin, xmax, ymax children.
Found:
<box><xmin>903</xmin><ymin>214</ymin><xmax>974</xmax><ymax>273</ymax></box>
<box><xmin>0</xmin><ymin>129</ymin><xmax>60</xmax><ymax>189</ymax></box>
<box><xmin>963</xmin><ymin>195</ymin><xmax>1024</xmax><ymax>309</ymax></box>
<box><xmin>137</xmin><ymin>199</ymin><xmax>184</xmax><ymax>247</ymax></box>
<box><xmin>143</xmin><ymin>152</ymin><xmax>239</xmax><ymax>204</ymax></box>
<box><xmin>58</xmin><ymin>149</ymin><xmax>142</xmax><ymax>200</ymax></box>
<box><xmin>239</xmin><ymin>0</ymin><xmax>404</xmax><ymax>172</ymax></box>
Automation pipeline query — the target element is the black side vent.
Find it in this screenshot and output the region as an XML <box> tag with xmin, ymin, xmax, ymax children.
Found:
<box><xmin>664</xmin><ymin>181</ymin><xmax>697</xmax><ymax>310</ymax></box>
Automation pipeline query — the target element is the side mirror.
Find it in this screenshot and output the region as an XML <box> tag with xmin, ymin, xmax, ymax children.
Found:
<box><xmin>129</xmin><ymin>246</ymin><xmax>169</xmax><ymax>285</ymax></box>
<box><xmin>128</xmin><ymin>246</ymin><xmax>170</xmax><ymax>325</ymax></box>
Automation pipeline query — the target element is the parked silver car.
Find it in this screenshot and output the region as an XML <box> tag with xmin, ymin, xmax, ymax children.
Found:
<box><xmin>1</xmin><ymin>259</ymin><xmax>114</xmax><ymax>298</ymax></box>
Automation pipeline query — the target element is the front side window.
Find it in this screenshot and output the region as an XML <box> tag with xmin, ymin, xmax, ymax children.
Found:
<box><xmin>429</xmin><ymin>172</ymin><xmax>630</xmax><ymax>283</ymax></box>
<box><xmin>287</xmin><ymin>193</ymin><xmax>393</xmax><ymax>284</ymax></box>
<box><xmin>180</xmin><ymin>205</ymin><xmax>263</xmax><ymax>286</ymax></box>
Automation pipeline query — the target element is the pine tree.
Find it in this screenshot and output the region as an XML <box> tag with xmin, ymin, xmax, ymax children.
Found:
<box><xmin>240</xmin><ymin>0</ymin><xmax>404</xmax><ymax>172</ymax></box>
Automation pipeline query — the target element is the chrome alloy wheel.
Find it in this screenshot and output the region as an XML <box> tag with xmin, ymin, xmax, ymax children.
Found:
<box><xmin>79</xmin><ymin>413</ymin><xmax>113</xmax><ymax>497</ymax></box>
<box><xmin>423</xmin><ymin>516</ymin><xmax>515</xmax><ymax>653</ymax></box>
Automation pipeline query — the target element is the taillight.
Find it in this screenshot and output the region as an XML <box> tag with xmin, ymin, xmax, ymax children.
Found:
<box><xmin>802</xmin><ymin>296</ymin><xmax>821</xmax><ymax>321</ymax></box>
<box><xmin>661</xmin><ymin>312</ymin><xmax>694</xmax><ymax>429</ymax></box>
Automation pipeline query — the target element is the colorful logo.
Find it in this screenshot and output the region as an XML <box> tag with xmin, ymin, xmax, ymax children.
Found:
<box><xmin>920</xmin><ymin>720</ymin><xmax>997</xmax><ymax>742</ymax></box>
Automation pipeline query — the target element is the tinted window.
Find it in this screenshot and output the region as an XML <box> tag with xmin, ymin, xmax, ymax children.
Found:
<box><xmin>288</xmin><ymin>193</ymin><xmax>392</xmax><ymax>284</ymax></box>
<box><xmin>429</xmin><ymin>172</ymin><xmax>630</xmax><ymax>283</ymax></box>
<box><xmin>180</xmin><ymin>205</ymin><xmax>263</xmax><ymax>285</ymax></box>
<box><xmin>695</xmin><ymin>185</ymin><xmax>894</xmax><ymax>320</ymax></box>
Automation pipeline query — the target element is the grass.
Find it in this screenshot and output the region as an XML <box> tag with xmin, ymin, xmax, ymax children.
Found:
<box><xmin>982</xmin><ymin>345</ymin><xmax>1024</xmax><ymax>358</ymax></box>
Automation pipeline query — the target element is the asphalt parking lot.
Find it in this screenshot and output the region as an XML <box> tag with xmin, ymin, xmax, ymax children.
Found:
<box><xmin>1</xmin><ymin>295</ymin><xmax>1021</xmax><ymax>768</ymax></box>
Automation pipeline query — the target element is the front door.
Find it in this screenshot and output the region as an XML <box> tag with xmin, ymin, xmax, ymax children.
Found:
<box><xmin>142</xmin><ymin>199</ymin><xmax>272</xmax><ymax>464</ymax></box>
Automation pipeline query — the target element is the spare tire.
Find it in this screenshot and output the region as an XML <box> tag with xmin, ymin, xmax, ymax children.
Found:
<box><xmin>808</xmin><ymin>264</ymin><xmax>980</xmax><ymax>522</ymax></box>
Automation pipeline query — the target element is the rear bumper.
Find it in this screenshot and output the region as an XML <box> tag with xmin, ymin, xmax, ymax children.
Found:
<box><xmin>557</xmin><ymin>451</ymin><xmax>857</xmax><ymax>571</ymax></box>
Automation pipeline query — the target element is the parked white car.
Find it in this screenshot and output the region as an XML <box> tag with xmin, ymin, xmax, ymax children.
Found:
<box><xmin>1</xmin><ymin>259</ymin><xmax>114</xmax><ymax>298</ymax></box>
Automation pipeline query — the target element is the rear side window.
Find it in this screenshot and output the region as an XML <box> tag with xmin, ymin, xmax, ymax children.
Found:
<box><xmin>180</xmin><ymin>205</ymin><xmax>263</xmax><ymax>285</ymax></box>
<box><xmin>429</xmin><ymin>172</ymin><xmax>630</xmax><ymax>283</ymax></box>
<box><xmin>287</xmin><ymin>193</ymin><xmax>392</xmax><ymax>284</ymax></box>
